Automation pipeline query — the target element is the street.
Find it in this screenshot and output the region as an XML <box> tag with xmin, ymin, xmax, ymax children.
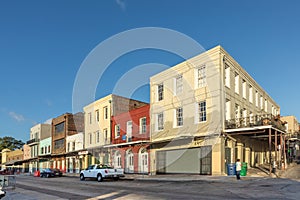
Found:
<box><xmin>2</xmin><ymin>173</ymin><xmax>300</xmax><ymax>200</ymax></box>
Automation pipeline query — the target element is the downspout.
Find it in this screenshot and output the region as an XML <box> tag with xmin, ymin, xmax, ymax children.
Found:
<box><xmin>220</xmin><ymin>50</ymin><xmax>226</xmax><ymax>174</ymax></box>
<box><xmin>220</xmin><ymin>52</ymin><xmax>226</xmax><ymax>133</ymax></box>
<box><xmin>219</xmin><ymin>52</ymin><xmax>226</xmax><ymax>139</ymax></box>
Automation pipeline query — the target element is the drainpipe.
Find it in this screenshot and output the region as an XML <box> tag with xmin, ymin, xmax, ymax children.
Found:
<box><xmin>269</xmin><ymin>128</ymin><xmax>272</xmax><ymax>176</ymax></box>
<box><xmin>220</xmin><ymin>53</ymin><xmax>226</xmax><ymax>132</ymax></box>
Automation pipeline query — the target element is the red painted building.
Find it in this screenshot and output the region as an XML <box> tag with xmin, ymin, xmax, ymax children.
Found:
<box><xmin>111</xmin><ymin>104</ymin><xmax>150</xmax><ymax>174</ymax></box>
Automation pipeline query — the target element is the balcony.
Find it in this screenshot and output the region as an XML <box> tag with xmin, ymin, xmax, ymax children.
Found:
<box><xmin>26</xmin><ymin>138</ymin><xmax>40</xmax><ymax>145</ymax></box>
<box><xmin>225</xmin><ymin>114</ymin><xmax>286</xmax><ymax>132</ymax></box>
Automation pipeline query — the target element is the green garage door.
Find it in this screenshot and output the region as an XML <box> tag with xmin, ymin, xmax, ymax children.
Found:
<box><xmin>156</xmin><ymin>146</ymin><xmax>212</xmax><ymax>174</ymax></box>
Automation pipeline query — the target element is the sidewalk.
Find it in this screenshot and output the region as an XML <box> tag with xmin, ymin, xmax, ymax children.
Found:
<box><xmin>62</xmin><ymin>167</ymin><xmax>269</xmax><ymax>182</ymax></box>
<box><xmin>17</xmin><ymin>164</ymin><xmax>286</xmax><ymax>182</ymax></box>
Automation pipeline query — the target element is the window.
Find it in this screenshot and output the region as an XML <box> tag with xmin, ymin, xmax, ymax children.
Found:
<box><xmin>225</xmin><ymin>64</ymin><xmax>230</xmax><ymax>88</ymax></box>
<box><xmin>255</xmin><ymin>91</ymin><xmax>258</xmax><ymax>107</ymax></box>
<box><xmin>157</xmin><ymin>112</ymin><xmax>164</xmax><ymax>130</ymax></box>
<box><xmin>89</xmin><ymin>133</ymin><xmax>92</xmax><ymax>144</ymax></box>
<box><xmin>103</xmin><ymin>106</ymin><xmax>108</xmax><ymax>120</ymax></box>
<box><xmin>103</xmin><ymin>129</ymin><xmax>108</xmax><ymax>143</ymax></box>
<box><xmin>225</xmin><ymin>99</ymin><xmax>231</xmax><ymax>120</ymax></box>
<box><xmin>242</xmin><ymin>80</ymin><xmax>246</xmax><ymax>99</ymax></box>
<box><xmin>249</xmin><ymin>85</ymin><xmax>253</xmax><ymax>103</ymax></box>
<box><xmin>48</xmin><ymin>145</ymin><xmax>51</xmax><ymax>153</ymax></box>
<box><xmin>235</xmin><ymin>72</ymin><xmax>239</xmax><ymax>94</ymax></box>
<box><xmin>260</xmin><ymin>96</ymin><xmax>263</xmax><ymax>109</ymax></box>
<box><xmin>176</xmin><ymin>107</ymin><xmax>183</xmax><ymax>126</ymax></box>
<box><xmin>264</xmin><ymin>99</ymin><xmax>268</xmax><ymax>112</ymax></box>
<box><xmin>249</xmin><ymin>111</ymin><xmax>254</xmax><ymax>124</ymax></box>
<box><xmin>198</xmin><ymin>101</ymin><xmax>207</xmax><ymax>122</ymax></box>
<box><xmin>139</xmin><ymin>117</ymin><xmax>147</xmax><ymax>134</ymax></box>
<box><xmin>197</xmin><ymin>65</ymin><xmax>206</xmax><ymax>88</ymax></box>
<box><xmin>158</xmin><ymin>83</ymin><xmax>164</xmax><ymax>101</ymax></box>
<box><xmin>54</xmin><ymin>139</ymin><xmax>64</xmax><ymax>149</ymax></box>
<box><xmin>272</xmin><ymin>105</ymin><xmax>274</xmax><ymax>115</ymax></box>
<box><xmin>175</xmin><ymin>75</ymin><xmax>183</xmax><ymax>95</ymax></box>
<box><xmin>67</xmin><ymin>142</ymin><xmax>70</xmax><ymax>152</ymax></box>
<box><xmin>235</xmin><ymin>104</ymin><xmax>240</xmax><ymax>126</ymax></box>
<box><xmin>88</xmin><ymin>112</ymin><xmax>92</xmax><ymax>124</ymax></box>
<box><xmin>242</xmin><ymin>108</ymin><xmax>247</xmax><ymax>126</ymax></box>
<box><xmin>115</xmin><ymin>124</ymin><xmax>120</xmax><ymax>138</ymax></box>
<box><xmin>127</xmin><ymin>121</ymin><xmax>133</xmax><ymax>140</ymax></box>
<box><xmin>72</xmin><ymin>142</ymin><xmax>75</xmax><ymax>151</ymax></box>
<box><xmin>96</xmin><ymin>131</ymin><xmax>100</xmax><ymax>143</ymax></box>
<box><xmin>95</xmin><ymin>109</ymin><xmax>99</xmax><ymax>122</ymax></box>
<box><xmin>235</xmin><ymin>103</ymin><xmax>240</xmax><ymax>119</ymax></box>
<box><xmin>41</xmin><ymin>147</ymin><xmax>44</xmax><ymax>154</ymax></box>
<box><xmin>55</xmin><ymin>122</ymin><xmax>65</xmax><ymax>134</ymax></box>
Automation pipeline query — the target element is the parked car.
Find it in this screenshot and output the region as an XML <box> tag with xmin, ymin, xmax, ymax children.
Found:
<box><xmin>0</xmin><ymin>169</ymin><xmax>13</xmax><ymax>175</ymax></box>
<box><xmin>80</xmin><ymin>164</ymin><xmax>124</xmax><ymax>182</ymax></box>
<box><xmin>40</xmin><ymin>168</ymin><xmax>63</xmax><ymax>178</ymax></box>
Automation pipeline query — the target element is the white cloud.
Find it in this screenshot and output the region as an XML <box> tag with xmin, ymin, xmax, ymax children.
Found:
<box><xmin>116</xmin><ymin>0</ymin><xmax>126</xmax><ymax>11</ymax></box>
<box><xmin>9</xmin><ymin>111</ymin><xmax>25</xmax><ymax>122</ymax></box>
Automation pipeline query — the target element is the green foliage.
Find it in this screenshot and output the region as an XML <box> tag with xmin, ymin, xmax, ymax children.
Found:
<box><xmin>0</xmin><ymin>136</ymin><xmax>24</xmax><ymax>152</ymax></box>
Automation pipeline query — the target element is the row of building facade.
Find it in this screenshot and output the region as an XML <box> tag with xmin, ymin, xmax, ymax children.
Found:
<box><xmin>1</xmin><ymin>46</ymin><xmax>299</xmax><ymax>175</ymax></box>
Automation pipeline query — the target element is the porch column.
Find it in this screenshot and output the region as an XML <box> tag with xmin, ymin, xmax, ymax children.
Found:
<box><xmin>283</xmin><ymin>135</ymin><xmax>287</xmax><ymax>169</ymax></box>
<box><xmin>236</xmin><ymin>143</ymin><xmax>244</xmax><ymax>161</ymax></box>
<box><xmin>84</xmin><ymin>155</ymin><xmax>88</xmax><ymax>169</ymax></box>
<box><xmin>280</xmin><ymin>133</ymin><xmax>282</xmax><ymax>169</ymax></box>
<box><xmin>275</xmin><ymin>130</ymin><xmax>277</xmax><ymax>168</ymax></box>
<box><xmin>269</xmin><ymin>128</ymin><xmax>272</xmax><ymax>176</ymax></box>
<box><xmin>245</xmin><ymin>147</ymin><xmax>251</xmax><ymax>165</ymax></box>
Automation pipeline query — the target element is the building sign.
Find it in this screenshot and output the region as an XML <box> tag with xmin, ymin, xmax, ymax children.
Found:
<box><xmin>78</xmin><ymin>150</ymin><xmax>88</xmax><ymax>155</ymax></box>
<box><xmin>122</xmin><ymin>134</ymin><xmax>127</xmax><ymax>141</ymax></box>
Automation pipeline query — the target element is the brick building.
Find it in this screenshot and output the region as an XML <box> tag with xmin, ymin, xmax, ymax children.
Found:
<box><xmin>51</xmin><ymin>112</ymin><xmax>84</xmax><ymax>172</ymax></box>
<box><xmin>110</xmin><ymin>104</ymin><xmax>150</xmax><ymax>174</ymax></box>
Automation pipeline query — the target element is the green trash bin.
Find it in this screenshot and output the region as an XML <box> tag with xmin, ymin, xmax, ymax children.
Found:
<box><xmin>240</xmin><ymin>162</ymin><xmax>247</xmax><ymax>176</ymax></box>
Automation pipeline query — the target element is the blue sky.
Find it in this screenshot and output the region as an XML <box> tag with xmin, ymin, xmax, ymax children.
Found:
<box><xmin>1</xmin><ymin>0</ymin><xmax>300</xmax><ymax>142</ymax></box>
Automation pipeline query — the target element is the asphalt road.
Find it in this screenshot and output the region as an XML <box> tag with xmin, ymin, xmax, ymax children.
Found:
<box><xmin>3</xmin><ymin>174</ymin><xmax>300</xmax><ymax>200</ymax></box>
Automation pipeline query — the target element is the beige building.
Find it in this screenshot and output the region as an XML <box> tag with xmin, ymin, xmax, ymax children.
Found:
<box><xmin>150</xmin><ymin>45</ymin><xmax>285</xmax><ymax>175</ymax></box>
<box><xmin>281</xmin><ymin>116</ymin><xmax>299</xmax><ymax>138</ymax></box>
<box><xmin>1</xmin><ymin>148</ymin><xmax>23</xmax><ymax>171</ymax></box>
<box><xmin>281</xmin><ymin>115</ymin><xmax>300</xmax><ymax>163</ymax></box>
<box><xmin>27</xmin><ymin>123</ymin><xmax>51</xmax><ymax>172</ymax></box>
<box><xmin>83</xmin><ymin>94</ymin><xmax>147</xmax><ymax>168</ymax></box>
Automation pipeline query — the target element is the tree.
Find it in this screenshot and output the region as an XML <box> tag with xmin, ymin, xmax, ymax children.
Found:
<box><xmin>0</xmin><ymin>136</ymin><xmax>25</xmax><ymax>152</ymax></box>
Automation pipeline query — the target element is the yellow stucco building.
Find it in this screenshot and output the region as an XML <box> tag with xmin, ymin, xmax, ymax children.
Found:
<box><xmin>150</xmin><ymin>45</ymin><xmax>284</xmax><ymax>175</ymax></box>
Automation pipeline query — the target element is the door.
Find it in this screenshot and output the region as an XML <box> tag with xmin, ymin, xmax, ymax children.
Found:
<box><xmin>139</xmin><ymin>148</ymin><xmax>148</xmax><ymax>174</ymax></box>
<box><xmin>157</xmin><ymin>148</ymin><xmax>200</xmax><ymax>174</ymax></box>
<box><xmin>114</xmin><ymin>151</ymin><xmax>121</xmax><ymax>168</ymax></box>
<box><xmin>200</xmin><ymin>146</ymin><xmax>212</xmax><ymax>175</ymax></box>
<box><xmin>85</xmin><ymin>165</ymin><xmax>94</xmax><ymax>177</ymax></box>
<box><xmin>125</xmin><ymin>149</ymin><xmax>134</xmax><ymax>173</ymax></box>
<box><xmin>225</xmin><ymin>147</ymin><xmax>232</xmax><ymax>174</ymax></box>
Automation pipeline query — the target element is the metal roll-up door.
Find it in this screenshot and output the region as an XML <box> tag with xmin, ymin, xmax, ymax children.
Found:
<box><xmin>157</xmin><ymin>148</ymin><xmax>200</xmax><ymax>174</ymax></box>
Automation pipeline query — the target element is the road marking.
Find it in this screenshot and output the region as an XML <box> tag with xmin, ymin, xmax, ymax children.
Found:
<box><xmin>86</xmin><ymin>191</ymin><xmax>123</xmax><ymax>200</ymax></box>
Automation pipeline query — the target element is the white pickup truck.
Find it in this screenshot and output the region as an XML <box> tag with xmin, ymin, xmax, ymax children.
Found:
<box><xmin>79</xmin><ymin>164</ymin><xmax>124</xmax><ymax>182</ymax></box>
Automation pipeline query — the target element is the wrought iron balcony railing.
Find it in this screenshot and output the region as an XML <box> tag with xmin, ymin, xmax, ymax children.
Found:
<box><xmin>26</xmin><ymin>138</ymin><xmax>40</xmax><ymax>145</ymax></box>
<box><xmin>225</xmin><ymin>114</ymin><xmax>286</xmax><ymax>132</ymax></box>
